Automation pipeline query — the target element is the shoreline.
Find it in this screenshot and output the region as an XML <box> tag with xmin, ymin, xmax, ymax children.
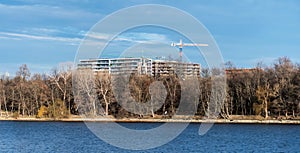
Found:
<box><xmin>1</xmin><ymin>117</ymin><xmax>299</xmax><ymax>124</ymax></box>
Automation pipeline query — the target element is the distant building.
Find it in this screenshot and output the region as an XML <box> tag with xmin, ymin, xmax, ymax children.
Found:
<box><xmin>152</xmin><ymin>60</ymin><xmax>200</xmax><ymax>78</ymax></box>
<box><xmin>77</xmin><ymin>57</ymin><xmax>200</xmax><ymax>77</ymax></box>
<box><xmin>78</xmin><ymin>58</ymin><xmax>152</xmax><ymax>75</ymax></box>
<box><xmin>0</xmin><ymin>72</ymin><xmax>10</xmax><ymax>80</ymax></box>
<box><xmin>225</xmin><ymin>68</ymin><xmax>260</xmax><ymax>78</ymax></box>
<box><xmin>5</xmin><ymin>72</ymin><xmax>9</xmax><ymax>78</ymax></box>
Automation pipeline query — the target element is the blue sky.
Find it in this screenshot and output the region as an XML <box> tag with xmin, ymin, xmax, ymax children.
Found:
<box><xmin>1</xmin><ymin>0</ymin><xmax>300</xmax><ymax>75</ymax></box>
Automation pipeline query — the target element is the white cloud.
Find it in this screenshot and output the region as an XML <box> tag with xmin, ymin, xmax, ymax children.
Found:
<box><xmin>77</xmin><ymin>32</ymin><xmax>172</xmax><ymax>48</ymax></box>
<box><xmin>26</xmin><ymin>27</ymin><xmax>62</xmax><ymax>35</ymax></box>
<box><xmin>0</xmin><ymin>31</ymin><xmax>82</xmax><ymax>43</ymax></box>
<box><xmin>0</xmin><ymin>36</ymin><xmax>21</xmax><ymax>40</ymax></box>
<box><xmin>115</xmin><ymin>32</ymin><xmax>171</xmax><ymax>44</ymax></box>
<box><xmin>0</xmin><ymin>3</ymin><xmax>102</xmax><ymax>19</ymax></box>
<box><xmin>82</xmin><ymin>32</ymin><xmax>171</xmax><ymax>43</ymax></box>
<box><xmin>85</xmin><ymin>32</ymin><xmax>112</xmax><ymax>41</ymax></box>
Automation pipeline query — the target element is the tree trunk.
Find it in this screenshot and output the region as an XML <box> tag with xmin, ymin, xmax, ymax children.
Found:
<box><xmin>18</xmin><ymin>103</ymin><xmax>21</xmax><ymax>116</ymax></box>
<box><xmin>105</xmin><ymin>103</ymin><xmax>109</xmax><ymax>116</ymax></box>
<box><xmin>35</xmin><ymin>93</ymin><xmax>39</xmax><ymax>116</ymax></box>
<box><xmin>151</xmin><ymin>107</ymin><xmax>155</xmax><ymax>118</ymax></box>
<box><xmin>292</xmin><ymin>110</ymin><xmax>295</xmax><ymax>118</ymax></box>
<box><xmin>264</xmin><ymin>98</ymin><xmax>268</xmax><ymax>118</ymax></box>
<box><xmin>4</xmin><ymin>95</ymin><xmax>8</xmax><ymax>116</ymax></box>
<box><xmin>93</xmin><ymin>100</ymin><xmax>96</xmax><ymax>116</ymax></box>
<box><xmin>22</xmin><ymin>101</ymin><xmax>25</xmax><ymax>116</ymax></box>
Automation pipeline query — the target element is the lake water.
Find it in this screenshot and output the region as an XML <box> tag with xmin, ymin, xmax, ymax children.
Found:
<box><xmin>0</xmin><ymin>121</ymin><xmax>299</xmax><ymax>152</ymax></box>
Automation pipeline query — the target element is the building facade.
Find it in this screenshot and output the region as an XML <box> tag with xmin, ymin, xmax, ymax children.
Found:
<box><xmin>78</xmin><ymin>58</ymin><xmax>152</xmax><ymax>75</ymax></box>
<box><xmin>77</xmin><ymin>57</ymin><xmax>200</xmax><ymax>77</ymax></box>
<box><xmin>152</xmin><ymin>60</ymin><xmax>200</xmax><ymax>77</ymax></box>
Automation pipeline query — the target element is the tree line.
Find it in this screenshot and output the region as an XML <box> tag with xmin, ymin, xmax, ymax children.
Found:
<box><xmin>0</xmin><ymin>57</ymin><xmax>299</xmax><ymax>119</ymax></box>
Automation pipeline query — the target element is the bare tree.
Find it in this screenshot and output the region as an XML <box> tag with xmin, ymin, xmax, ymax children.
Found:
<box><xmin>0</xmin><ymin>79</ymin><xmax>3</xmax><ymax>116</ymax></box>
<box><xmin>148</xmin><ymin>80</ymin><xmax>167</xmax><ymax>118</ymax></box>
<box><xmin>95</xmin><ymin>73</ymin><xmax>113</xmax><ymax>116</ymax></box>
<box><xmin>0</xmin><ymin>79</ymin><xmax>8</xmax><ymax>116</ymax></box>
<box><xmin>256</xmin><ymin>82</ymin><xmax>279</xmax><ymax>118</ymax></box>
<box><xmin>16</xmin><ymin>64</ymin><xmax>31</xmax><ymax>81</ymax></box>
<box><xmin>15</xmin><ymin>64</ymin><xmax>31</xmax><ymax>116</ymax></box>
<box><xmin>30</xmin><ymin>74</ymin><xmax>50</xmax><ymax>116</ymax></box>
<box><xmin>164</xmin><ymin>75</ymin><xmax>180</xmax><ymax>116</ymax></box>
<box><xmin>198</xmin><ymin>76</ymin><xmax>211</xmax><ymax>116</ymax></box>
<box><xmin>274</xmin><ymin>57</ymin><xmax>295</xmax><ymax>117</ymax></box>
<box><xmin>50</xmin><ymin>62</ymin><xmax>73</xmax><ymax>114</ymax></box>
<box><xmin>73</xmin><ymin>69</ymin><xmax>99</xmax><ymax>117</ymax></box>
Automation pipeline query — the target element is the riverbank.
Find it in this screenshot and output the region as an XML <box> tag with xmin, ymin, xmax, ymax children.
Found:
<box><xmin>1</xmin><ymin>116</ymin><xmax>299</xmax><ymax>124</ymax></box>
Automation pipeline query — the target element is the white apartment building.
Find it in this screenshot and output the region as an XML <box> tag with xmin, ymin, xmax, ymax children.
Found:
<box><xmin>78</xmin><ymin>58</ymin><xmax>152</xmax><ymax>75</ymax></box>
<box><xmin>77</xmin><ymin>57</ymin><xmax>200</xmax><ymax>77</ymax></box>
